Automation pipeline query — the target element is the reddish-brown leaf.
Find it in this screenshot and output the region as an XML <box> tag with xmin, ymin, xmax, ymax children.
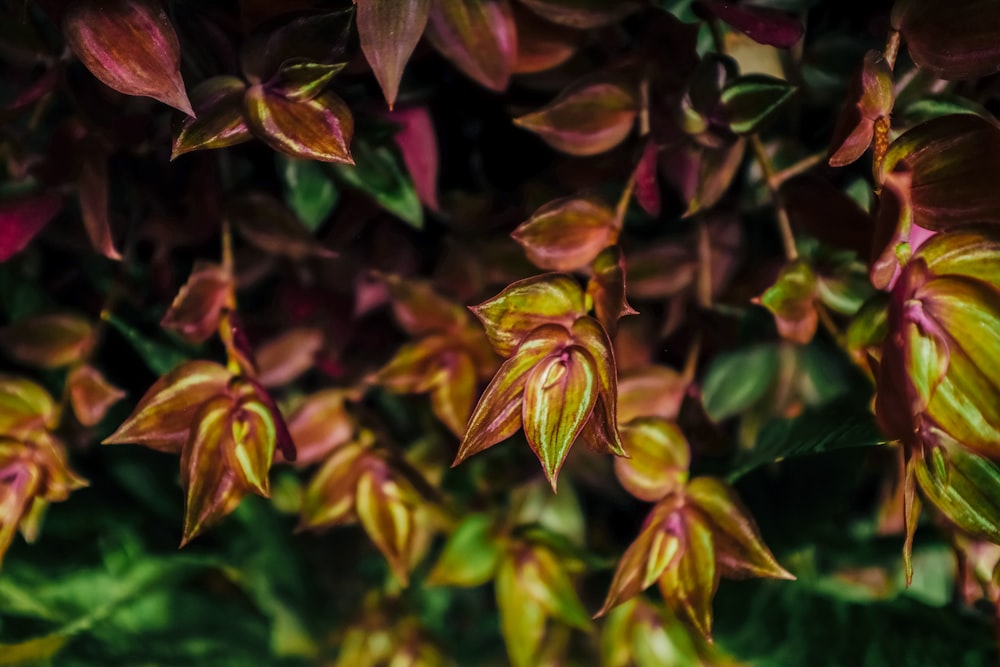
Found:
<box><xmin>633</xmin><ymin>139</ymin><xmax>661</xmax><ymax>217</ymax></box>
<box><xmin>172</xmin><ymin>77</ymin><xmax>252</xmax><ymax>160</ymax></box>
<box><xmin>379</xmin><ymin>274</ymin><xmax>468</xmax><ymax>336</ymax></box>
<box><xmin>300</xmin><ymin>440</ymin><xmax>369</xmax><ymax>527</ymax></box>
<box><xmin>68</xmin><ymin>364</ymin><xmax>126</xmax><ymax>427</ymax></box>
<box><xmin>892</xmin><ymin>0</ymin><xmax>1000</xmax><ymax>80</ymax></box>
<box><xmin>617</xmin><ymin>366</ymin><xmax>688</xmax><ymax>423</ymax></box>
<box><xmin>0</xmin><ymin>314</ymin><xmax>94</xmax><ymax>369</ymax></box>
<box><xmin>78</xmin><ymin>149</ymin><xmax>121</xmax><ymax>260</ymax></box>
<box><xmin>255</xmin><ymin>328</ymin><xmax>324</xmax><ymax>388</ymax></box>
<box><xmin>515</xmin><ymin>80</ymin><xmax>637</xmax><ymax>156</ymax></box>
<box><xmin>512</xmin><ymin>195</ymin><xmax>616</xmax><ymax>271</ymax></box>
<box><xmin>388</xmin><ymin>107</ymin><xmax>441</xmax><ymax>211</ymax></box>
<box><xmin>356</xmin><ymin>460</ymin><xmax>419</xmax><ymax>585</ymax></box>
<box><xmin>518</xmin><ymin>0</ymin><xmax>639</xmax><ymax>28</ymax></box>
<box><xmin>229</xmin><ymin>193</ymin><xmax>337</xmax><ymax>259</ymax></box>
<box><xmin>357</xmin><ymin>0</ymin><xmax>431</xmax><ymax>108</ymax></box>
<box><xmin>429</xmin><ymin>350</ymin><xmax>478</xmax><ymax>437</ymax></box>
<box><xmin>62</xmin><ymin>0</ymin><xmax>193</xmax><ymax>115</ymax></box>
<box><xmin>703</xmin><ymin>0</ymin><xmax>804</xmax><ymax>49</ymax></box>
<box><xmin>586</xmin><ymin>246</ymin><xmax>637</xmax><ymax>338</ymax></box>
<box><xmin>0</xmin><ymin>194</ymin><xmax>61</xmax><ymax>262</ymax></box>
<box><xmin>614</xmin><ymin>418</ymin><xmax>689</xmax><ymax>502</ymax></box>
<box><xmin>245</xmin><ymin>84</ymin><xmax>354</xmax><ymax>164</ymax></box>
<box><xmin>513</xmin><ymin>4</ymin><xmax>581</xmax><ymax>74</ymax></box>
<box><xmin>426</xmin><ymin>0</ymin><xmax>518</xmax><ymax>92</ymax></box>
<box><xmin>160</xmin><ymin>261</ymin><xmax>232</xmax><ymax>344</ymax></box>
<box><xmin>570</xmin><ymin>316</ymin><xmax>625</xmax><ymax>456</ymax></box>
<box><xmin>285</xmin><ymin>389</ymin><xmax>355</xmax><ymax>466</ymax></box>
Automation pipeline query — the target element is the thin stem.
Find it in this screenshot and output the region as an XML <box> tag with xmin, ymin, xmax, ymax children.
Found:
<box><xmin>613</xmin><ymin>173</ymin><xmax>636</xmax><ymax>237</ymax></box>
<box><xmin>769</xmin><ymin>150</ymin><xmax>827</xmax><ymax>188</ymax></box>
<box><xmin>750</xmin><ymin>136</ymin><xmax>798</xmax><ymax>261</ymax></box>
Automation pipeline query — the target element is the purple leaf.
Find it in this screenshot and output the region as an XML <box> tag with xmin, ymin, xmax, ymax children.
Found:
<box><xmin>702</xmin><ymin>1</ymin><xmax>804</xmax><ymax>49</ymax></box>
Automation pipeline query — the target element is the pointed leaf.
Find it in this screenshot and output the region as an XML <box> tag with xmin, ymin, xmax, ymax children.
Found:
<box><xmin>617</xmin><ymin>366</ymin><xmax>688</xmax><ymax>423</ymax></box>
<box><xmin>255</xmin><ymin>328</ymin><xmax>324</xmax><ymax>388</ymax></box>
<box><xmin>67</xmin><ymin>364</ymin><xmax>126</xmax><ymax>427</ymax></box>
<box><xmin>658</xmin><ymin>511</ymin><xmax>717</xmax><ymax>639</ymax></box>
<box><xmin>103</xmin><ymin>360</ymin><xmax>231</xmax><ymax>453</ymax></box>
<box><xmin>240</xmin><ymin>9</ymin><xmax>354</xmax><ymax>81</ymax></box>
<box><xmin>703</xmin><ymin>0</ymin><xmax>804</xmax><ymax>48</ymax></box>
<box><xmin>515</xmin><ymin>80</ymin><xmax>637</xmax><ymax>156</ymax></box>
<box><xmin>160</xmin><ymin>261</ymin><xmax>232</xmax><ymax>344</ymax></box>
<box><xmin>286</xmin><ymin>389</ymin><xmax>355</xmax><ymax>466</ymax></box>
<box><xmin>513</xmin><ymin>195</ymin><xmax>616</xmax><ymax>272</ymax></box>
<box><xmin>358</xmin><ymin>0</ymin><xmax>431</xmax><ymax>108</ymax></box>
<box><xmin>586</xmin><ymin>246</ymin><xmax>637</xmax><ymax>338</ymax></box>
<box><xmin>227</xmin><ymin>388</ymin><xmax>278</xmax><ymax>496</ymax></box>
<box><xmin>614</xmin><ymin>418</ymin><xmax>689</xmax><ymax>502</ymax></box>
<box><xmin>685</xmin><ymin>476</ymin><xmax>793</xmax><ymax>580</ymax></box>
<box><xmin>0</xmin><ymin>376</ymin><xmax>56</xmax><ymax>437</ymax></box>
<box><xmin>172</xmin><ymin>76</ymin><xmax>251</xmax><ymax>159</ymax></box>
<box><xmin>278</xmin><ymin>155</ymin><xmax>339</xmax><ymax>231</ymax></box>
<box><xmin>633</xmin><ymin>139</ymin><xmax>661</xmax><ymax>217</ymax></box>
<box><xmin>0</xmin><ymin>313</ymin><xmax>94</xmax><ymax>368</ymax></box>
<box><xmin>0</xmin><ymin>194</ymin><xmax>61</xmax><ymax>262</ymax></box>
<box><xmin>570</xmin><ymin>316</ymin><xmax>625</xmax><ymax>456</ymax></box>
<box><xmin>300</xmin><ymin>441</ymin><xmax>368</xmax><ymax>527</ymax></box>
<box><xmin>429</xmin><ymin>350</ymin><xmax>478</xmax><ymax>436</ymax></box>
<box><xmin>334</xmin><ymin>140</ymin><xmax>423</xmax><ymax>228</ymax></box>
<box><xmin>380</xmin><ymin>274</ymin><xmax>468</xmax><ymax>336</ymax></box>
<box><xmin>471</xmin><ymin>274</ymin><xmax>586</xmax><ymax>357</ymax></box>
<box><xmin>229</xmin><ymin>193</ymin><xmax>337</xmax><ymax>260</ymax></box>
<box><xmin>388</xmin><ymin>106</ymin><xmax>441</xmax><ymax>212</ymax></box>
<box><xmin>78</xmin><ymin>150</ymin><xmax>121</xmax><ymax>260</ymax></box>
<box><xmin>513</xmin><ymin>4</ymin><xmax>581</xmax><ymax>74</ymax></box>
<box><xmin>516</xmin><ymin>543</ymin><xmax>591</xmax><ymax>629</ymax></box>
<box><xmin>426</xmin><ymin>0</ymin><xmax>517</xmax><ymax>92</ymax></box>
<box><xmin>245</xmin><ymin>84</ymin><xmax>354</xmax><ymax>164</ymax></box>
<box><xmin>62</xmin><ymin>0</ymin><xmax>193</xmax><ymax>114</ymax></box>
<box><xmin>376</xmin><ymin>335</ymin><xmax>452</xmax><ymax>394</ymax></box>
<box><xmin>892</xmin><ymin>0</ymin><xmax>1000</xmax><ymax>80</ymax></box>
<box><xmin>701</xmin><ymin>344</ymin><xmax>779</xmax><ymax>422</ymax></box>
<box><xmin>719</xmin><ymin>74</ymin><xmax>796</xmax><ymax>135</ymax></box>
<box><xmin>356</xmin><ymin>461</ymin><xmax>417</xmax><ymax>585</ymax></box>
<box><xmin>519</xmin><ymin>0</ymin><xmax>639</xmax><ymax>28</ymax></box>
<box><xmin>757</xmin><ymin>260</ymin><xmax>819</xmax><ymax>344</ymax></box>
<box><xmin>264</xmin><ymin>59</ymin><xmax>347</xmax><ymax>103</ymax></box>
<box><xmin>455</xmin><ymin>323</ymin><xmax>572</xmax><ymax>464</ymax></box>
<box><xmin>496</xmin><ymin>553</ymin><xmax>548</xmax><ymax>667</ymax></box>
<box><xmin>427</xmin><ymin>513</ymin><xmax>502</xmax><ymax>587</ymax></box>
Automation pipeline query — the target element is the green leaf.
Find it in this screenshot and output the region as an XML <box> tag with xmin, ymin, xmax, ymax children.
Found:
<box><xmin>720</xmin><ymin>74</ymin><xmax>797</xmax><ymax>135</ymax></box>
<box><xmin>427</xmin><ymin>514</ymin><xmax>502</xmax><ymax>588</ymax></box>
<box><xmin>334</xmin><ymin>141</ymin><xmax>423</xmax><ymax>228</ymax></box>
<box><xmin>728</xmin><ymin>396</ymin><xmax>888</xmax><ymax>480</ymax></box>
<box><xmin>278</xmin><ymin>156</ymin><xmax>339</xmax><ymax>232</ymax></box>
<box><xmin>701</xmin><ymin>343</ymin><xmax>780</xmax><ymax>422</ymax></box>
<box><xmin>102</xmin><ymin>313</ymin><xmax>192</xmax><ymax>376</ymax></box>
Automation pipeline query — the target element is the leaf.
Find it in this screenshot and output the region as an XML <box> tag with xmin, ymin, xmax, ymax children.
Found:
<box><xmin>334</xmin><ymin>141</ymin><xmax>423</xmax><ymax>228</ymax></box>
<box><xmin>77</xmin><ymin>149</ymin><xmax>121</xmax><ymax>261</ymax></box>
<box><xmin>357</xmin><ymin>0</ymin><xmax>431</xmax><ymax>108</ymax></box>
<box><xmin>62</xmin><ymin>0</ymin><xmax>193</xmax><ymax>115</ymax></box>
<box><xmin>512</xmin><ymin>195</ymin><xmax>616</xmax><ymax>271</ymax></box>
<box><xmin>719</xmin><ymin>74</ymin><xmax>796</xmax><ymax>135</ymax></box>
<box><xmin>0</xmin><ymin>313</ymin><xmax>94</xmax><ymax>368</ymax></box>
<box><xmin>103</xmin><ymin>360</ymin><xmax>231</xmax><ymax>453</ymax></box>
<box><xmin>614</xmin><ymin>418</ymin><xmax>689</xmax><ymax>502</ymax></box>
<box><xmin>657</xmin><ymin>511</ymin><xmax>717</xmax><ymax>639</ymax></box>
<box><xmin>67</xmin><ymin>364</ymin><xmax>126</xmax><ymax>427</ymax></box>
<box><xmin>756</xmin><ymin>260</ymin><xmax>819</xmax><ymax>345</ymax></box>
<box><xmin>428</xmin><ymin>349</ymin><xmax>478</xmax><ymax>436</ymax></box>
<box><xmin>255</xmin><ymin>328</ymin><xmax>324</xmax><ymax>388</ymax></box>
<box><xmin>160</xmin><ymin>261</ymin><xmax>232</xmax><ymax>344</ymax></box>
<box><xmin>278</xmin><ymin>155</ymin><xmax>339</xmax><ymax>231</ymax></box>
<box><xmin>172</xmin><ymin>77</ymin><xmax>252</xmax><ymax>159</ymax></box>
<box><xmin>0</xmin><ymin>376</ymin><xmax>56</xmax><ymax>437</ymax></box>
<box><xmin>471</xmin><ymin>274</ymin><xmax>586</xmax><ymax>357</ymax></box>
<box><xmin>426</xmin><ymin>0</ymin><xmax>518</xmax><ymax>92</ymax></box>
<box><xmin>496</xmin><ymin>553</ymin><xmax>548</xmax><ymax>667</ymax></box>
<box><xmin>0</xmin><ymin>194</ymin><xmax>61</xmax><ymax>262</ymax></box>
<box><xmin>240</xmin><ymin>8</ymin><xmax>354</xmax><ymax>81</ymax></box>
<box><xmin>285</xmin><ymin>389</ymin><xmax>355</xmax><ymax>466</ymax></box>
<box><xmin>299</xmin><ymin>441</ymin><xmax>368</xmax><ymax>528</ymax></box>
<box><xmin>586</xmin><ymin>246</ymin><xmax>637</xmax><ymax>338</ymax></box>
<box><xmin>263</xmin><ymin>60</ymin><xmax>346</xmax><ymax>103</ymax></box>
<box><xmin>700</xmin><ymin>343</ymin><xmax>779</xmax><ymax>422</ymax></box>
<box><xmin>728</xmin><ymin>396</ymin><xmax>889</xmax><ymax>480</ymax></box>
<box><xmin>355</xmin><ymin>462</ymin><xmax>417</xmax><ymax>585</ymax></box>
<box><xmin>514</xmin><ymin>80</ymin><xmax>637</xmax><ymax>156</ymax></box>
<box><xmin>427</xmin><ymin>513</ymin><xmax>502</xmax><ymax>587</ymax></box>
<box><xmin>515</xmin><ymin>543</ymin><xmax>591</xmax><ymax>629</ymax></box>
<box><xmin>522</xmin><ymin>345</ymin><xmax>599</xmax><ymax>489</ymax></box>
<box><xmin>245</xmin><ymin>84</ymin><xmax>354</xmax><ymax>164</ymax></box>
<box><xmin>229</xmin><ymin>193</ymin><xmax>337</xmax><ymax>260</ymax></box>
<box><xmin>387</xmin><ymin>106</ymin><xmax>441</xmax><ymax>212</ymax></box>
<box><xmin>828</xmin><ymin>51</ymin><xmax>893</xmax><ymax>168</ymax></box>
<box><xmin>513</xmin><ymin>4</ymin><xmax>581</xmax><ymax>74</ymax></box>
<box><xmin>570</xmin><ymin>316</ymin><xmax>625</xmax><ymax>456</ymax></box>
<box><xmin>617</xmin><ymin>366</ymin><xmax>688</xmax><ymax>424</ymax></box>
<box><xmin>633</xmin><ymin>139</ymin><xmax>661</xmax><ymax>217</ymax></box>
<box><xmin>379</xmin><ymin>274</ymin><xmax>468</xmax><ymax>336</ymax></box>
<box><xmin>892</xmin><ymin>0</ymin><xmax>1000</xmax><ymax>80</ymax></box>
<box><xmin>518</xmin><ymin>0</ymin><xmax>639</xmax><ymax>28</ymax></box>
<box><xmin>104</xmin><ymin>313</ymin><xmax>192</xmax><ymax>376</ymax></box>
<box><xmin>703</xmin><ymin>0</ymin><xmax>804</xmax><ymax>48</ymax></box>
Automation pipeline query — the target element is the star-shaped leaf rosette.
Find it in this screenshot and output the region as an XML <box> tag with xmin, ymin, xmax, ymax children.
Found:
<box><xmin>104</xmin><ymin>253</ymin><xmax>296</xmax><ymax>546</ymax></box>
<box><xmin>452</xmin><ymin>273</ymin><xmax>627</xmax><ymax>490</ymax></box>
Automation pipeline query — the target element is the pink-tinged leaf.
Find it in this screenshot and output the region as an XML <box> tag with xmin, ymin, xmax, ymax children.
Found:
<box><xmin>180</xmin><ymin>396</ymin><xmax>246</xmax><ymax>546</ymax></box>
<box><xmin>62</xmin><ymin>0</ymin><xmax>193</xmax><ymax>115</ymax></box>
<box><xmin>426</xmin><ymin>0</ymin><xmax>518</xmax><ymax>92</ymax></box>
<box><xmin>684</xmin><ymin>139</ymin><xmax>746</xmax><ymax>217</ymax></box>
<box><xmin>0</xmin><ymin>313</ymin><xmax>94</xmax><ymax>369</ymax></box>
<box><xmin>570</xmin><ymin>316</ymin><xmax>625</xmax><ymax>456</ymax></box>
<box><xmin>586</xmin><ymin>246</ymin><xmax>637</xmax><ymax>338</ymax></box>
<box><xmin>756</xmin><ymin>260</ymin><xmax>819</xmax><ymax>345</ymax></box>
<box><xmin>510</xmin><ymin>542</ymin><xmax>591</xmax><ymax>629</ymax></box>
<box><xmin>878</xmin><ymin>114</ymin><xmax>1000</xmax><ymax>231</ymax></box>
<box><xmin>379</xmin><ymin>273</ymin><xmax>467</xmax><ymax>335</ymax></box>
<box><xmin>892</xmin><ymin>0</ymin><xmax>1000</xmax><ymax>80</ymax></box>
<box><xmin>471</xmin><ymin>274</ymin><xmax>586</xmax><ymax>357</ymax></box>
<box><xmin>229</xmin><ymin>193</ymin><xmax>337</xmax><ymax>260</ymax></box>
<box><xmin>685</xmin><ymin>476</ymin><xmax>793</xmax><ymax>581</ymax></box>
<box><xmin>240</xmin><ymin>9</ymin><xmax>354</xmax><ymax>82</ymax></box>
<box><xmin>78</xmin><ymin>150</ymin><xmax>121</xmax><ymax>260</ymax></box>
<box><xmin>519</xmin><ymin>0</ymin><xmax>639</xmax><ymax>28</ymax></box>
<box><xmin>255</xmin><ymin>328</ymin><xmax>323</xmax><ymax>389</ymax></box>
<box><xmin>514</xmin><ymin>80</ymin><xmax>637</xmax><ymax>156</ymax></box>
<box><xmin>429</xmin><ymin>350</ymin><xmax>478</xmax><ymax>436</ymax></box>
<box><xmin>828</xmin><ymin>51</ymin><xmax>893</xmax><ymax>168</ymax></box>
<box><xmin>376</xmin><ymin>336</ymin><xmax>452</xmax><ymax>394</ymax></box>
<box><xmin>614</xmin><ymin>418</ymin><xmax>689</xmax><ymax>502</ymax></box>
<box><xmin>658</xmin><ymin>510</ymin><xmax>718</xmax><ymax>639</ymax></box>
<box><xmin>356</xmin><ymin>460</ymin><xmax>418</xmax><ymax>585</ymax></box>
<box><xmin>512</xmin><ymin>3</ymin><xmax>581</xmax><ymax>74</ymax></box>
<box><xmin>0</xmin><ymin>376</ymin><xmax>57</xmax><ymax>437</ymax></box>
<box><xmin>172</xmin><ymin>77</ymin><xmax>251</xmax><ymax>160</ymax></box>
<box><xmin>0</xmin><ymin>194</ymin><xmax>61</xmax><ymax>262</ymax></box>
<box><xmin>245</xmin><ymin>84</ymin><xmax>354</xmax><ymax>164</ymax></box>
<box><xmin>512</xmin><ymin>195</ymin><xmax>616</xmax><ymax>271</ymax></box>
<box><xmin>357</xmin><ymin>0</ymin><xmax>431</xmax><ymax>108</ymax></box>
<box><xmin>286</xmin><ymin>389</ymin><xmax>355</xmax><ymax>466</ymax></box>
<box><xmin>264</xmin><ymin>60</ymin><xmax>347</xmax><ymax>103</ymax></box>
<box><xmin>387</xmin><ymin>107</ymin><xmax>441</xmax><ymax>211</ymax></box>
<box><xmin>703</xmin><ymin>1</ymin><xmax>804</xmax><ymax>49</ymax></box>
<box><xmin>625</xmin><ymin>243</ymin><xmax>697</xmax><ymax>300</ymax></box>
<box><xmin>226</xmin><ymin>385</ymin><xmax>278</xmax><ymax>496</ymax></box>
<box><xmin>67</xmin><ymin>364</ymin><xmax>126</xmax><ymax>427</ymax></box>
<box><xmin>596</xmin><ymin>498</ymin><xmax>684</xmax><ymax>617</ymax></box>
<box><xmin>617</xmin><ymin>366</ymin><xmax>688</xmax><ymax>423</ymax></box>
<box><xmin>300</xmin><ymin>440</ymin><xmax>368</xmax><ymax>528</ymax></box>
<box><xmin>523</xmin><ymin>345</ymin><xmax>598</xmax><ymax>489</ymax></box>
<box><xmin>103</xmin><ymin>360</ymin><xmax>231</xmax><ymax>453</ymax></box>
<box><xmin>160</xmin><ymin>261</ymin><xmax>232</xmax><ymax>344</ymax></box>
<box><xmin>454</xmin><ymin>323</ymin><xmax>572</xmax><ymax>465</ymax></box>
<box><xmin>633</xmin><ymin>139</ymin><xmax>661</xmax><ymax>217</ymax></box>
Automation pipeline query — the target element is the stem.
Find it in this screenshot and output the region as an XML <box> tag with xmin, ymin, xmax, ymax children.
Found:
<box><xmin>750</xmin><ymin>136</ymin><xmax>798</xmax><ymax>261</ymax></box>
<box><xmin>613</xmin><ymin>173</ymin><xmax>636</xmax><ymax>237</ymax></box>
<box><xmin>769</xmin><ymin>150</ymin><xmax>826</xmax><ymax>188</ymax></box>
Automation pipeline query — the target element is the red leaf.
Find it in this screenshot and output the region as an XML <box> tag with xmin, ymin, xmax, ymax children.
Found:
<box><xmin>633</xmin><ymin>139</ymin><xmax>661</xmax><ymax>217</ymax></box>
<box><xmin>387</xmin><ymin>107</ymin><xmax>441</xmax><ymax>212</ymax></box>
<box><xmin>285</xmin><ymin>389</ymin><xmax>355</xmax><ymax>466</ymax></box>
<box><xmin>702</xmin><ymin>1</ymin><xmax>804</xmax><ymax>49</ymax></box>
<box><xmin>0</xmin><ymin>194</ymin><xmax>61</xmax><ymax>262</ymax></box>
<box><xmin>586</xmin><ymin>246</ymin><xmax>637</xmax><ymax>338</ymax></box>
<box><xmin>0</xmin><ymin>314</ymin><xmax>95</xmax><ymax>369</ymax></box>
<box><xmin>78</xmin><ymin>149</ymin><xmax>121</xmax><ymax>260</ymax></box>
<box><xmin>172</xmin><ymin>77</ymin><xmax>252</xmax><ymax>160</ymax></box>
<box><xmin>426</xmin><ymin>0</ymin><xmax>518</xmax><ymax>92</ymax></box>
<box><xmin>512</xmin><ymin>195</ymin><xmax>616</xmax><ymax>271</ymax></box>
<box><xmin>514</xmin><ymin>80</ymin><xmax>637</xmax><ymax>156</ymax></box>
<box><xmin>513</xmin><ymin>4</ymin><xmax>581</xmax><ymax>74</ymax></box>
<box><xmin>160</xmin><ymin>261</ymin><xmax>232</xmax><ymax>344</ymax></box>
<box><xmin>255</xmin><ymin>327</ymin><xmax>324</xmax><ymax>388</ymax></box>
<box><xmin>358</xmin><ymin>0</ymin><xmax>431</xmax><ymax>108</ymax></box>
<box><xmin>62</xmin><ymin>0</ymin><xmax>194</xmax><ymax>115</ymax></box>
<box><xmin>67</xmin><ymin>364</ymin><xmax>126</xmax><ymax>427</ymax></box>
<box><xmin>245</xmin><ymin>84</ymin><xmax>354</xmax><ymax>164</ymax></box>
